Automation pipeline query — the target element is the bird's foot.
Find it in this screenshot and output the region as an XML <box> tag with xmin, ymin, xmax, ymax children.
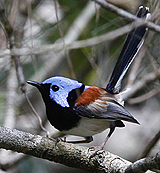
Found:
<box><xmin>55</xmin><ymin>137</ymin><xmax>66</xmax><ymax>146</ymax></box>
<box><xmin>57</xmin><ymin>136</ymin><xmax>66</xmax><ymax>142</ymax></box>
<box><xmin>89</xmin><ymin>144</ymin><xmax>105</xmax><ymax>158</ymax></box>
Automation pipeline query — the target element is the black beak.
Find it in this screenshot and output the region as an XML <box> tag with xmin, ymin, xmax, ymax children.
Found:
<box><xmin>27</xmin><ymin>81</ymin><xmax>50</xmax><ymax>98</ymax></box>
<box><xmin>27</xmin><ymin>80</ymin><xmax>42</xmax><ymax>89</ymax></box>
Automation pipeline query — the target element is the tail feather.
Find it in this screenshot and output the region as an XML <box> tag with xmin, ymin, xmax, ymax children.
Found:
<box><xmin>106</xmin><ymin>6</ymin><xmax>150</xmax><ymax>94</ymax></box>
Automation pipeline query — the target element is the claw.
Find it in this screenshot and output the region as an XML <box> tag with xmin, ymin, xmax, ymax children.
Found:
<box><xmin>55</xmin><ymin>137</ymin><xmax>66</xmax><ymax>147</ymax></box>
<box><xmin>89</xmin><ymin>144</ymin><xmax>105</xmax><ymax>158</ymax></box>
<box><xmin>89</xmin><ymin>147</ymin><xmax>102</xmax><ymax>158</ymax></box>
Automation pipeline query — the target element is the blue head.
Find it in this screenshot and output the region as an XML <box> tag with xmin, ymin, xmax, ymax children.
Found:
<box><xmin>27</xmin><ymin>76</ymin><xmax>85</xmax><ymax>107</ymax></box>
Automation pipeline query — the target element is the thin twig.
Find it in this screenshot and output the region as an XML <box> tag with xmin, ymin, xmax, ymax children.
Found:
<box><xmin>0</xmin><ymin>19</ymin><xmax>152</xmax><ymax>58</ymax></box>
<box><xmin>3</xmin><ymin>63</ymin><xmax>17</xmax><ymax>129</ymax></box>
<box><xmin>54</xmin><ymin>0</ymin><xmax>76</xmax><ymax>79</ymax></box>
<box><xmin>148</xmin><ymin>49</ymin><xmax>159</xmax><ymax>72</ymax></box>
<box><xmin>128</xmin><ymin>87</ymin><xmax>160</xmax><ymax>104</ymax></box>
<box><xmin>139</xmin><ymin>130</ymin><xmax>160</xmax><ymax>159</ymax></box>
<box><xmin>0</xmin><ymin>7</ymin><xmax>13</xmax><ymax>48</ymax></box>
<box><xmin>0</xmin><ymin>2</ymin><xmax>17</xmax><ymax>129</ymax></box>
<box><xmin>92</xmin><ymin>0</ymin><xmax>160</xmax><ymax>32</ymax></box>
<box><xmin>123</xmin><ymin>69</ymin><xmax>160</xmax><ymax>101</ymax></box>
<box><xmin>25</xmin><ymin>93</ymin><xmax>49</xmax><ymax>137</ymax></box>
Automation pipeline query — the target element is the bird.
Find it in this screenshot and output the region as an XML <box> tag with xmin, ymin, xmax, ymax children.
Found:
<box><xmin>27</xmin><ymin>6</ymin><xmax>150</xmax><ymax>156</ymax></box>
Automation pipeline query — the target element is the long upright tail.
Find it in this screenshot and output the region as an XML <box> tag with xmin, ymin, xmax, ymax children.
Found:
<box><xmin>106</xmin><ymin>6</ymin><xmax>150</xmax><ymax>94</ymax></box>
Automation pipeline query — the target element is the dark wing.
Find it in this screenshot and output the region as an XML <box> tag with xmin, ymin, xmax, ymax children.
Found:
<box><xmin>74</xmin><ymin>94</ymin><xmax>139</xmax><ymax>124</ymax></box>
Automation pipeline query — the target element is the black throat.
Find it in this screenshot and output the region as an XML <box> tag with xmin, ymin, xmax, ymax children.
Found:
<box><xmin>39</xmin><ymin>84</ymin><xmax>84</xmax><ymax>131</ymax></box>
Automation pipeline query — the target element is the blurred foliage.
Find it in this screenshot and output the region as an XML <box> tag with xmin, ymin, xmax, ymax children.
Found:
<box><xmin>0</xmin><ymin>0</ymin><xmax>160</xmax><ymax>173</ymax></box>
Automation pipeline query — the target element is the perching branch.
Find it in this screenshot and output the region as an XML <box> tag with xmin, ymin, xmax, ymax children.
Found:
<box><xmin>0</xmin><ymin>126</ymin><xmax>160</xmax><ymax>173</ymax></box>
<box><xmin>0</xmin><ymin>126</ymin><xmax>131</xmax><ymax>172</ymax></box>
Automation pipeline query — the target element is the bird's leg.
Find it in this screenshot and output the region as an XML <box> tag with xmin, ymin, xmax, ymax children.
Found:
<box><xmin>66</xmin><ymin>136</ymin><xmax>93</xmax><ymax>144</ymax></box>
<box><xmin>89</xmin><ymin>122</ymin><xmax>116</xmax><ymax>157</ymax></box>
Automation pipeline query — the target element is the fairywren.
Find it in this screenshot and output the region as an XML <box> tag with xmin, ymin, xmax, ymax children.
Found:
<box><xmin>27</xmin><ymin>6</ymin><xmax>150</xmax><ymax>155</ymax></box>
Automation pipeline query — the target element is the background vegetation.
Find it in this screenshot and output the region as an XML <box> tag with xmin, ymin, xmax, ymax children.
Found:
<box><xmin>0</xmin><ymin>0</ymin><xmax>159</xmax><ymax>172</ymax></box>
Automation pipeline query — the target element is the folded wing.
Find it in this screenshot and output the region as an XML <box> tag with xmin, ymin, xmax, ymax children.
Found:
<box><xmin>75</xmin><ymin>91</ymin><xmax>139</xmax><ymax>124</ymax></box>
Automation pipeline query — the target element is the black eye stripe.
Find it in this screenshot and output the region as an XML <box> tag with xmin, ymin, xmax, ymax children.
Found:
<box><xmin>52</xmin><ymin>85</ymin><xmax>59</xmax><ymax>92</ymax></box>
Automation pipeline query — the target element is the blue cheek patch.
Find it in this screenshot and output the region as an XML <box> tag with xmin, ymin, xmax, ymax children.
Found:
<box><xmin>49</xmin><ymin>88</ymin><xmax>70</xmax><ymax>107</ymax></box>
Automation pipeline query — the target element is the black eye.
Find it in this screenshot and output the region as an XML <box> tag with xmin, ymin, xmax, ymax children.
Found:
<box><xmin>52</xmin><ymin>85</ymin><xmax>59</xmax><ymax>92</ymax></box>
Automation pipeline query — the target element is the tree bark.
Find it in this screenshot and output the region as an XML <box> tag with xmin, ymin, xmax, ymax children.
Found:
<box><xmin>0</xmin><ymin>126</ymin><xmax>159</xmax><ymax>173</ymax></box>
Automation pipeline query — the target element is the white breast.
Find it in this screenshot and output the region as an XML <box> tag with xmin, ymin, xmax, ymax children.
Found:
<box><xmin>62</xmin><ymin>117</ymin><xmax>111</xmax><ymax>137</ymax></box>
